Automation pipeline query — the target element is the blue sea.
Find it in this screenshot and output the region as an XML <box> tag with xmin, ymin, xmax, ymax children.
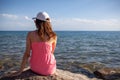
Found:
<box><xmin>0</xmin><ymin>31</ymin><xmax>120</xmax><ymax>76</ymax></box>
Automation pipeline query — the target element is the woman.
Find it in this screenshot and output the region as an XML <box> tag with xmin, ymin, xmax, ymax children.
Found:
<box><xmin>14</xmin><ymin>12</ymin><xmax>57</xmax><ymax>76</ymax></box>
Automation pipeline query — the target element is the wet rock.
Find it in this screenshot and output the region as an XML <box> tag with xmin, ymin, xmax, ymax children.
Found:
<box><xmin>1</xmin><ymin>67</ymin><xmax>99</xmax><ymax>80</ymax></box>
<box><xmin>57</xmin><ymin>62</ymin><xmax>96</xmax><ymax>78</ymax></box>
<box><xmin>94</xmin><ymin>67</ymin><xmax>120</xmax><ymax>80</ymax></box>
<box><xmin>80</xmin><ymin>62</ymin><xmax>106</xmax><ymax>72</ymax></box>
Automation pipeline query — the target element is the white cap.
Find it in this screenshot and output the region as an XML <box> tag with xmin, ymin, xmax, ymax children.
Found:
<box><xmin>33</xmin><ymin>12</ymin><xmax>50</xmax><ymax>22</ymax></box>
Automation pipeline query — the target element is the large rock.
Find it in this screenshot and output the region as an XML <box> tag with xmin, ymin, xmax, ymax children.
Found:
<box><xmin>94</xmin><ymin>68</ymin><xmax>120</xmax><ymax>80</ymax></box>
<box><xmin>1</xmin><ymin>67</ymin><xmax>98</xmax><ymax>80</ymax></box>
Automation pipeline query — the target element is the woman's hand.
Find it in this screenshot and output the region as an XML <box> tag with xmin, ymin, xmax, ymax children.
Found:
<box><xmin>11</xmin><ymin>70</ymin><xmax>22</xmax><ymax>76</ymax></box>
<box><xmin>7</xmin><ymin>70</ymin><xmax>22</xmax><ymax>77</ymax></box>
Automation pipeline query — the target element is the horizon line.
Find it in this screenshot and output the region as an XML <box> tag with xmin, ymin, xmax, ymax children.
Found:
<box><xmin>0</xmin><ymin>30</ymin><xmax>120</xmax><ymax>32</ymax></box>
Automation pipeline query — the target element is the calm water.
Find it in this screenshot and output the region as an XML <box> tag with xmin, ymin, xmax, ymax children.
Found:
<box><xmin>56</xmin><ymin>31</ymin><xmax>120</xmax><ymax>68</ymax></box>
<box><xmin>0</xmin><ymin>31</ymin><xmax>120</xmax><ymax>71</ymax></box>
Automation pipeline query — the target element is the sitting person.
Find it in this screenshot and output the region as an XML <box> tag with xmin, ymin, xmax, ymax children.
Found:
<box><xmin>14</xmin><ymin>12</ymin><xmax>57</xmax><ymax>76</ymax></box>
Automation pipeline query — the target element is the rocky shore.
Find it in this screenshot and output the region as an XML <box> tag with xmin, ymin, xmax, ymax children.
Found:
<box><xmin>0</xmin><ymin>55</ymin><xmax>120</xmax><ymax>80</ymax></box>
<box><xmin>1</xmin><ymin>67</ymin><xmax>120</xmax><ymax>80</ymax></box>
<box><xmin>1</xmin><ymin>67</ymin><xmax>98</xmax><ymax>80</ymax></box>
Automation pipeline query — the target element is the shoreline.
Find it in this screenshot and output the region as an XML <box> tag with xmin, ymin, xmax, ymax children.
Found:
<box><xmin>0</xmin><ymin>60</ymin><xmax>120</xmax><ymax>80</ymax></box>
<box><xmin>1</xmin><ymin>66</ymin><xmax>120</xmax><ymax>80</ymax></box>
<box><xmin>0</xmin><ymin>67</ymin><xmax>98</xmax><ymax>80</ymax></box>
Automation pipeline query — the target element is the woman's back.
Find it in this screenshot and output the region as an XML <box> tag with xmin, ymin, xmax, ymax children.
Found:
<box><xmin>29</xmin><ymin>31</ymin><xmax>56</xmax><ymax>75</ymax></box>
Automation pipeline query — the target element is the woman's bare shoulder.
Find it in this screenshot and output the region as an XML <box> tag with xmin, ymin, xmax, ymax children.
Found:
<box><xmin>54</xmin><ymin>35</ymin><xmax>57</xmax><ymax>40</ymax></box>
<box><xmin>27</xmin><ymin>31</ymin><xmax>36</xmax><ymax>36</ymax></box>
<box><xmin>50</xmin><ymin>36</ymin><xmax>57</xmax><ymax>43</ymax></box>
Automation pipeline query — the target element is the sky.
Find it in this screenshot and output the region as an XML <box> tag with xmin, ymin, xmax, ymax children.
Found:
<box><xmin>0</xmin><ymin>0</ymin><xmax>120</xmax><ymax>31</ymax></box>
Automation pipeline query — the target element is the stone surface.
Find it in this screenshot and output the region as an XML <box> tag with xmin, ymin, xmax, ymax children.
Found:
<box><xmin>0</xmin><ymin>67</ymin><xmax>99</xmax><ymax>80</ymax></box>
<box><xmin>0</xmin><ymin>66</ymin><xmax>2</xmax><ymax>70</ymax></box>
<box><xmin>94</xmin><ymin>68</ymin><xmax>120</xmax><ymax>80</ymax></box>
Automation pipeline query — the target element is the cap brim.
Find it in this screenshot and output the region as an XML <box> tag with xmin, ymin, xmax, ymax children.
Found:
<box><xmin>32</xmin><ymin>17</ymin><xmax>51</xmax><ymax>22</ymax></box>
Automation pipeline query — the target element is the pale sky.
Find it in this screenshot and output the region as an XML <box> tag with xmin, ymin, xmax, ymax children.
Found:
<box><xmin>0</xmin><ymin>0</ymin><xmax>120</xmax><ymax>31</ymax></box>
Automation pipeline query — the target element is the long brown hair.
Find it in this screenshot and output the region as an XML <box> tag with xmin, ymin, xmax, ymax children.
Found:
<box><xmin>35</xmin><ymin>19</ymin><xmax>56</xmax><ymax>41</ymax></box>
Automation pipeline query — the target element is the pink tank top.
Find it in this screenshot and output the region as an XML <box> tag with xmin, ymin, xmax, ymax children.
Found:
<box><xmin>30</xmin><ymin>42</ymin><xmax>56</xmax><ymax>75</ymax></box>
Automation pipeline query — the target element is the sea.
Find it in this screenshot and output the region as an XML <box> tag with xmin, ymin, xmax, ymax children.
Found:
<box><xmin>0</xmin><ymin>31</ymin><xmax>120</xmax><ymax>77</ymax></box>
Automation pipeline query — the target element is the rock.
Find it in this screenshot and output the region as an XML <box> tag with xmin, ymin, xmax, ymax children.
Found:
<box><xmin>94</xmin><ymin>67</ymin><xmax>120</xmax><ymax>80</ymax></box>
<box><xmin>0</xmin><ymin>65</ymin><xmax>2</xmax><ymax>70</ymax></box>
<box><xmin>80</xmin><ymin>62</ymin><xmax>105</xmax><ymax>72</ymax></box>
<box><xmin>0</xmin><ymin>67</ymin><xmax>99</xmax><ymax>80</ymax></box>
